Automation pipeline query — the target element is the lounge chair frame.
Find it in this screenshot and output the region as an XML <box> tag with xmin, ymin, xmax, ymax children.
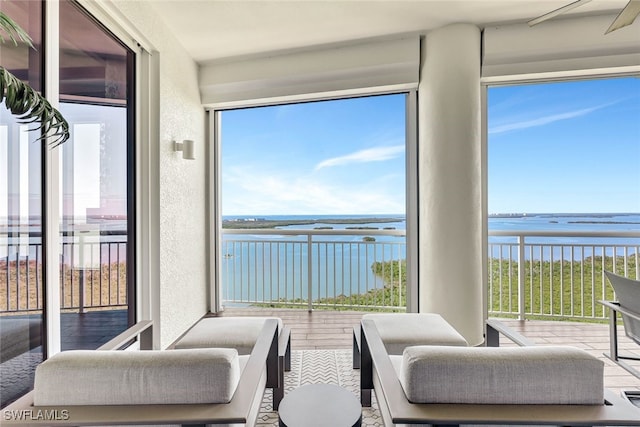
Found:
<box><xmin>361</xmin><ymin>318</ymin><xmax>640</xmax><ymax>426</ymax></box>
<box><xmin>599</xmin><ymin>299</ymin><xmax>640</xmax><ymax>379</ymax></box>
<box><xmin>170</xmin><ymin>315</ymin><xmax>291</xmax><ymax>409</ymax></box>
<box><xmin>1</xmin><ymin>319</ymin><xmax>279</xmax><ymax>427</ymax></box>
<box><xmin>354</xmin><ymin>314</ymin><xmax>467</xmax><ymax>408</ymax></box>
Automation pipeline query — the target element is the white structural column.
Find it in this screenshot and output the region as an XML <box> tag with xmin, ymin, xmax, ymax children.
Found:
<box><xmin>418</xmin><ymin>24</ymin><xmax>483</xmax><ymax>345</ymax></box>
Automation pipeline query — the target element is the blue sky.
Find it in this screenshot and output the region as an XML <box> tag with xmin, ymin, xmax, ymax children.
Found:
<box><xmin>488</xmin><ymin>77</ymin><xmax>640</xmax><ymax>214</ymax></box>
<box><xmin>221</xmin><ymin>77</ymin><xmax>640</xmax><ymax>216</ymax></box>
<box><xmin>221</xmin><ymin>94</ymin><xmax>407</xmax><ymax>215</ymax></box>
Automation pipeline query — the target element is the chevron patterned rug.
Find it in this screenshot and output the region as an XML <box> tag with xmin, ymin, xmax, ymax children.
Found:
<box><xmin>257</xmin><ymin>349</ymin><xmax>382</xmax><ymax>426</ymax></box>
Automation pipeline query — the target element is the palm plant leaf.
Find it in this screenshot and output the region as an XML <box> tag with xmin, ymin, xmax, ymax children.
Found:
<box><xmin>0</xmin><ymin>12</ymin><xmax>33</xmax><ymax>47</ymax></box>
<box><xmin>0</xmin><ymin>11</ymin><xmax>70</xmax><ymax>147</ymax></box>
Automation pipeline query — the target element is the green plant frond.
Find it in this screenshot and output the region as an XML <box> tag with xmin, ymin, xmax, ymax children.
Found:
<box><xmin>1</xmin><ymin>67</ymin><xmax>70</xmax><ymax>147</ymax></box>
<box><xmin>1</xmin><ymin>11</ymin><xmax>68</xmax><ymax>147</ymax></box>
<box><xmin>0</xmin><ymin>12</ymin><xmax>34</xmax><ymax>48</ymax></box>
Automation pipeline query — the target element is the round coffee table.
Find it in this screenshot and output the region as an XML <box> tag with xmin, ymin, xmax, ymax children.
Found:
<box><xmin>278</xmin><ymin>383</ymin><xmax>362</xmax><ymax>427</ymax></box>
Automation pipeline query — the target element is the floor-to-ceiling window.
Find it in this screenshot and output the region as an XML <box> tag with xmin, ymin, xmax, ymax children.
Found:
<box><xmin>0</xmin><ymin>0</ymin><xmax>45</xmax><ymax>408</ymax></box>
<box><xmin>58</xmin><ymin>0</ymin><xmax>135</xmax><ymax>350</ymax></box>
<box><xmin>217</xmin><ymin>94</ymin><xmax>411</xmax><ymax>312</ymax></box>
<box><xmin>487</xmin><ymin>77</ymin><xmax>640</xmax><ymax>321</ymax></box>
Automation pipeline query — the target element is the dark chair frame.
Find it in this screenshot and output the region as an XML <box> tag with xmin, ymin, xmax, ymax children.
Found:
<box><xmin>599</xmin><ymin>299</ymin><xmax>640</xmax><ymax>379</ymax></box>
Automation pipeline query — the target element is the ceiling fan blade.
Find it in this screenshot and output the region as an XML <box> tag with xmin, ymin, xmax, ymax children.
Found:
<box><xmin>528</xmin><ymin>0</ymin><xmax>593</xmax><ymax>27</ymax></box>
<box><xmin>605</xmin><ymin>0</ymin><xmax>640</xmax><ymax>33</ymax></box>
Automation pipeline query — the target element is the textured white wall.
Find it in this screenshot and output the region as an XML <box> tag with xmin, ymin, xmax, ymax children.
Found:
<box><xmin>109</xmin><ymin>1</ymin><xmax>208</xmax><ymax>348</ymax></box>
<box><xmin>418</xmin><ymin>24</ymin><xmax>483</xmax><ymax>345</ymax></box>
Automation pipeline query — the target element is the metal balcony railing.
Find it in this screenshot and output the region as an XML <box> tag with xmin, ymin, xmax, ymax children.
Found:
<box><xmin>223</xmin><ymin>229</ymin><xmax>639</xmax><ymax>316</ymax></box>
<box><xmin>221</xmin><ymin>229</ymin><xmax>407</xmax><ymax>311</ymax></box>
<box><xmin>2</xmin><ymin>228</ymin><xmax>639</xmax><ymax>320</ymax></box>
<box><xmin>487</xmin><ymin>230</ymin><xmax>639</xmax><ymax>321</ymax></box>
<box><xmin>1</xmin><ymin>230</ymin><xmax>128</xmax><ymax>313</ymax></box>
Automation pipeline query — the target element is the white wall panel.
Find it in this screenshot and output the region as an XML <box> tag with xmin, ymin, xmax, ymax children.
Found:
<box><xmin>200</xmin><ymin>37</ymin><xmax>420</xmax><ymax>108</ymax></box>
<box><xmin>483</xmin><ymin>14</ymin><xmax>640</xmax><ymax>82</ymax></box>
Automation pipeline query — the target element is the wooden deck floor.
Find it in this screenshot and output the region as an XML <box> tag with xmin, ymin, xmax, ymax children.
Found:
<box><xmin>219</xmin><ymin>307</ymin><xmax>640</xmax><ymax>394</ymax></box>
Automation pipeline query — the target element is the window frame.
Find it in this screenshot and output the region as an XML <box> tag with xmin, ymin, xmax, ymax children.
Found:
<box><xmin>480</xmin><ymin>72</ymin><xmax>640</xmax><ymax>323</ymax></box>
<box><xmin>208</xmin><ymin>89</ymin><xmax>419</xmax><ymax>312</ymax></box>
<box><xmin>37</xmin><ymin>0</ymin><xmax>159</xmax><ymax>355</ymax></box>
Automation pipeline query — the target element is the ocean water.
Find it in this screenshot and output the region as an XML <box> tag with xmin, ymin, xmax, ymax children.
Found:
<box><xmin>488</xmin><ymin>213</ymin><xmax>640</xmax><ymax>248</ymax></box>
<box><xmin>488</xmin><ymin>213</ymin><xmax>640</xmax><ymax>234</ymax></box>
<box><xmin>220</xmin><ymin>213</ymin><xmax>640</xmax><ymax>302</ymax></box>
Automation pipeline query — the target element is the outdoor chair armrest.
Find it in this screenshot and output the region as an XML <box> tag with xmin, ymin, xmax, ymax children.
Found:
<box><xmin>599</xmin><ymin>300</ymin><xmax>640</xmax><ymax>322</ymax></box>
<box><xmin>97</xmin><ymin>319</ymin><xmax>153</xmax><ymax>350</ymax></box>
<box><xmin>598</xmin><ymin>299</ymin><xmax>640</xmax><ymax>379</ymax></box>
<box><xmin>486</xmin><ymin>317</ymin><xmax>535</xmax><ymax>347</ymax></box>
<box><xmin>279</xmin><ymin>325</ymin><xmax>291</xmax><ymax>371</ymax></box>
<box><xmin>273</xmin><ymin>325</ymin><xmax>291</xmax><ymax>410</ymax></box>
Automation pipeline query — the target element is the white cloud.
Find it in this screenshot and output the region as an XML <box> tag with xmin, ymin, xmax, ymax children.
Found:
<box><xmin>222</xmin><ymin>166</ymin><xmax>404</xmax><ymax>215</ymax></box>
<box><xmin>314</xmin><ymin>145</ymin><xmax>404</xmax><ymax>171</ymax></box>
<box><xmin>489</xmin><ymin>105</ymin><xmax>603</xmax><ymax>135</ymax></box>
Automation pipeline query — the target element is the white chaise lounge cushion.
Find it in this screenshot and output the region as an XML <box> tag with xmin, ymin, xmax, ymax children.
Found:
<box><xmin>362</xmin><ymin>313</ymin><xmax>468</xmax><ymax>354</ymax></box>
<box><xmin>398</xmin><ymin>345</ymin><xmax>603</xmax><ymax>405</ymax></box>
<box><xmin>174</xmin><ymin>317</ymin><xmax>283</xmax><ymax>355</ymax></box>
<box><xmin>33</xmin><ymin>348</ymin><xmax>241</xmax><ymax>406</ymax></box>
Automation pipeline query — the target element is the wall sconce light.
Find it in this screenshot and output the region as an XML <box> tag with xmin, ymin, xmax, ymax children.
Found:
<box><xmin>174</xmin><ymin>140</ymin><xmax>195</xmax><ymax>160</ymax></box>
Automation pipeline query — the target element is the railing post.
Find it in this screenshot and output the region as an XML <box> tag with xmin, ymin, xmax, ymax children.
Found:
<box><xmin>78</xmin><ymin>233</ymin><xmax>86</xmax><ymax>314</ymax></box>
<box><xmin>79</xmin><ymin>269</ymin><xmax>86</xmax><ymax>314</ymax></box>
<box><xmin>307</xmin><ymin>234</ymin><xmax>313</xmax><ymax>312</ymax></box>
<box><xmin>517</xmin><ymin>235</ymin><xmax>525</xmax><ymax>321</ymax></box>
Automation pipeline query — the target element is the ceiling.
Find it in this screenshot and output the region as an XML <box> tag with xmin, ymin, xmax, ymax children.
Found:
<box><xmin>146</xmin><ymin>0</ymin><xmax>632</xmax><ymax>64</ymax></box>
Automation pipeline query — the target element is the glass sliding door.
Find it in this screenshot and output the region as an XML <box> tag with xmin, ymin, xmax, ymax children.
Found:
<box><xmin>0</xmin><ymin>0</ymin><xmax>138</xmax><ymax>407</ymax></box>
<box><xmin>0</xmin><ymin>0</ymin><xmax>45</xmax><ymax>407</ymax></box>
<box><xmin>58</xmin><ymin>0</ymin><xmax>135</xmax><ymax>350</ymax></box>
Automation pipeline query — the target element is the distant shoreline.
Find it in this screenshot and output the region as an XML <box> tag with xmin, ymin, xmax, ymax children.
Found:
<box><xmin>221</xmin><ymin>213</ymin><xmax>640</xmax><ymax>230</ymax></box>
<box><xmin>222</xmin><ymin>217</ymin><xmax>405</xmax><ymax>229</ymax></box>
<box><xmin>488</xmin><ymin>213</ymin><xmax>639</xmax><ymax>218</ymax></box>
<box><xmin>567</xmin><ymin>221</ymin><xmax>640</xmax><ymax>225</ymax></box>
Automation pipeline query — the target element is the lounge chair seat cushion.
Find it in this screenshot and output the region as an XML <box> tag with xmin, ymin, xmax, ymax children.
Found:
<box><xmin>33</xmin><ymin>348</ymin><xmax>244</xmax><ymax>406</ymax></box>
<box><xmin>362</xmin><ymin>313</ymin><xmax>468</xmax><ymax>354</ymax></box>
<box><xmin>174</xmin><ymin>317</ymin><xmax>283</xmax><ymax>354</ymax></box>
<box><xmin>396</xmin><ymin>345</ymin><xmax>604</xmax><ymax>405</ymax></box>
